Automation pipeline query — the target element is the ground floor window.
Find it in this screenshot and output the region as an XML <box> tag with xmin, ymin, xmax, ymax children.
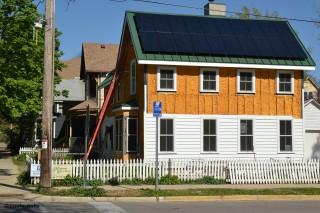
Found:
<box><xmin>115</xmin><ymin>118</ymin><xmax>123</xmax><ymax>151</ymax></box>
<box><xmin>160</xmin><ymin>119</ymin><xmax>174</xmax><ymax>152</ymax></box>
<box><xmin>280</xmin><ymin>120</ymin><xmax>292</xmax><ymax>152</ymax></box>
<box><xmin>240</xmin><ymin>119</ymin><xmax>254</xmax><ymax>152</ymax></box>
<box><xmin>203</xmin><ymin>119</ymin><xmax>217</xmax><ymax>152</ymax></box>
<box><xmin>128</xmin><ymin>118</ymin><xmax>138</xmax><ymax>152</ymax></box>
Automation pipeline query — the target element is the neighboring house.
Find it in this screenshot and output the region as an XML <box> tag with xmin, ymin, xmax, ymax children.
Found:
<box><xmin>98</xmin><ymin>3</ymin><xmax>315</xmax><ymax>160</ymax></box>
<box><xmin>304</xmin><ymin>74</ymin><xmax>319</xmax><ymax>102</ymax></box>
<box><xmin>54</xmin><ymin>57</ymin><xmax>85</xmax><ymax>147</ymax></box>
<box><xmin>304</xmin><ymin>99</ymin><xmax>320</xmax><ymax>159</ymax></box>
<box><xmin>68</xmin><ymin>43</ymin><xmax>119</xmax><ymax>155</ymax></box>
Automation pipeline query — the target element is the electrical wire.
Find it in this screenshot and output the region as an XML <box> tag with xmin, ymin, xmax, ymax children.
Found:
<box><xmin>108</xmin><ymin>0</ymin><xmax>320</xmax><ymax>24</ymax></box>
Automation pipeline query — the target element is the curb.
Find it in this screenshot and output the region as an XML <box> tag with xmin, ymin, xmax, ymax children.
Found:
<box><xmin>2</xmin><ymin>194</ymin><xmax>320</xmax><ymax>203</ymax></box>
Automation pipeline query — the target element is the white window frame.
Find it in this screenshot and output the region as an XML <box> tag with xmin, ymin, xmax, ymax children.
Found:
<box><xmin>237</xmin><ymin>69</ymin><xmax>256</xmax><ymax>94</ymax></box>
<box><xmin>200</xmin><ymin>68</ymin><xmax>219</xmax><ymax>93</ymax></box>
<box><xmin>238</xmin><ymin>118</ymin><xmax>255</xmax><ymax>153</ymax></box>
<box><xmin>115</xmin><ymin>117</ymin><xmax>123</xmax><ymax>152</ymax></box>
<box><xmin>276</xmin><ymin>70</ymin><xmax>294</xmax><ymax>94</ymax></box>
<box><xmin>201</xmin><ymin>118</ymin><xmax>218</xmax><ymax>153</ymax></box>
<box><xmin>127</xmin><ymin>117</ymin><xmax>138</xmax><ymax>153</ymax></box>
<box><xmin>278</xmin><ymin>119</ymin><xmax>294</xmax><ymax>153</ymax></box>
<box><xmin>158</xmin><ymin>118</ymin><xmax>175</xmax><ymax>153</ymax></box>
<box><xmin>130</xmin><ymin>59</ymin><xmax>137</xmax><ymax>95</ymax></box>
<box><xmin>157</xmin><ymin>66</ymin><xmax>177</xmax><ymax>92</ymax></box>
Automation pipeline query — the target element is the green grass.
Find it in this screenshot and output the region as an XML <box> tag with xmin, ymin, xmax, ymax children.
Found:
<box><xmin>35</xmin><ymin>187</ymin><xmax>320</xmax><ymax>197</ymax></box>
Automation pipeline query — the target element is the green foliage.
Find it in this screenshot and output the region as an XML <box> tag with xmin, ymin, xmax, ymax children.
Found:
<box><xmin>186</xmin><ymin>176</ymin><xmax>225</xmax><ymax>185</ymax></box>
<box><xmin>159</xmin><ymin>175</ymin><xmax>180</xmax><ymax>185</ymax></box>
<box><xmin>235</xmin><ymin>6</ymin><xmax>280</xmax><ymax>20</ymax></box>
<box><xmin>17</xmin><ymin>170</ymin><xmax>30</xmax><ymax>186</ymax></box>
<box><xmin>38</xmin><ymin>186</ymin><xmax>106</xmax><ymax>197</ymax></box>
<box><xmin>121</xmin><ymin>177</ymin><xmax>155</xmax><ymax>185</ymax></box>
<box><xmin>52</xmin><ymin>175</ymin><xmax>104</xmax><ymax>187</ymax></box>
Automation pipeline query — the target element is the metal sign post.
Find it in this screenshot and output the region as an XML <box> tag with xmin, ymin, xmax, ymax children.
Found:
<box><xmin>153</xmin><ymin>101</ymin><xmax>162</xmax><ymax>191</ymax></box>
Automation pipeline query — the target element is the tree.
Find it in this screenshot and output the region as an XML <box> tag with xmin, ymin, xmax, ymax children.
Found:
<box><xmin>0</xmin><ymin>0</ymin><xmax>63</xmax><ymax>151</ymax></box>
<box><xmin>235</xmin><ymin>6</ymin><xmax>280</xmax><ymax>20</ymax></box>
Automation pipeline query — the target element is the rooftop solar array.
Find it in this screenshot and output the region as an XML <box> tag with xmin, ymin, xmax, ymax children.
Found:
<box><xmin>134</xmin><ymin>13</ymin><xmax>307</xmax><ymax>60</ymax></box>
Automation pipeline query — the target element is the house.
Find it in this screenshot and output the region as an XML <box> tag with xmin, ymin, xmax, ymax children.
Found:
<box><xmin>304</xmin><ymin>99</ymin><xmax>320</xmax><ymax>158</ymax></box>
<box><xmin>304</xmin><ymin>73</ymin><xmax>319</xmax><ymax>102</ymax></box>
<box><xmin>97</xmin><ymin>3</ymin><xmax>316</xmax><ymax>160</ymax></box>
<box><xmin>53</xmin><ymin>57</ymin><xmax>85</xmax><ymax>147</ymax></box>
<box><xmin>67</xmin><ymin>43</ymin><xmax>119</xmax><ymax>155</ymax></box>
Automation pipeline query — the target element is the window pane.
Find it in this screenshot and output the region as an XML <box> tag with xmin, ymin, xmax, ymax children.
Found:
<box><xmin>240</xmin><ymin>120</ymin><xmax>247</xmax><ymax>135</ymax></box>
<box><xmin>203</xmin><ymin>81</ymin><xmax>210</xmax><ymax>90</ymax></box>
<box><xmin>210</xmin><ymin>120</ymin><xmax>216</xmax><ymax>135</ymax></box>
<box><xmin>128</xmin><ymin>135</ymin><xmax>137</xmax><ymax>152</ymax></box>
<box><xmin>166</xmin><ymin>119</ymin><xmax>173</xmax><ymax>134</ymax></box>
<box><xmin>166</xmin><ymin>71</ymin><xmax>174</xmax><ymax>79</ymax></box>
<box><xmin>240</xmin><ymin>72</ymin><xmax>252</xmax><ymax>81</ymax></box>
<box><xmin>279</xmin><ymin>73</ymin><xmax>291</xmax><ymax>83</ymax></box>
<box><xmin>160</xmin><ymin>136</ymin><xmax>166</xmax><ymax>151</ymax></box>
<box><xmin>245</xmin><ymin>82</ymin><xmax>252</xmax><ymax>91</ymax></box>
<box><xmin>203</xmin><ymin>136</ymin><xmax>210</xmax><ymax>151</ymax></box>
<box><xmin>240</xmin><ymin>82</ymin><xmax>246</xmax><ymax>91</ymax></box>
<box><xmin>280</xmin><ymin>120</ymin><xmax>285</xmax><ymax>135</ymax></box>
<box><xmin>210</xmin><ymin>136</ymin><xmax>217</xmax><ymax>151</ymax></box>
<box><xmin>204</xmin><ymin>120</ymin><xmax>209</xmax><ymax>135</ymax></box>
<box><xmin>280</xmin><ymin>136</ymin><xmax>286</xmax><ymax>151</ymax></box>
<box><xmin>247</xmin><ymin>120</ymin><xmax>253</xmax><ymax>134</ymax></box>
<box><xmin>240</xmin><ymin>136</ymin><xmax>247</xmax><ymax>151</ymax></box>
<box><xmin>160</xmin><ymin>79</ymin><xmax>166</xmax><ymax>89</ymax></box>
<box><xmin>160</xmin><ymin>71</ymin><xmax>167</xmax><ymax>79</ymax></box>
<box><xmin>203</xmin><ymin>72</ymin><xmax>210</xmax><ymax>80</ymax></box>
<box><xmin>286</xmin><ymin>121</ymin><xmax>292</xmax><ymax>135</ymax></box>
<box><xmin>208</xmin><ymin>81</ymin><xmax>216</xmax><ymax>90</ymax></box>
<box><xmin>285</xmin><ymin>136</ymin><xmax>292</xmax><ymax>151</ymax></box>
<box><xmin>284</xmin><ymin>83</ymin><xmax>291</xmax><ymax>92</ymax></box>
<box><xmin>167</xmin><ymin>136</ymin><xmax>174</xmax><ymax>151</ymax></box>
<box><xmin>160</xmin><ymin>120</ymin><xmax>166</xmax><ymax>134</ymax></box>
<box><xmin>247</xmin><ymin>136</ymin><xmax>253</xmax><ymax>151</ymax></box>
<box><xmin>166</xmin><ymin>79</ymin><xmax>174</xmax><ymax>89</ymax></box>
<box><xmin>128</xmin><ymin>119</ymin><xmax>137</xmax><ymax>135</ymax></box>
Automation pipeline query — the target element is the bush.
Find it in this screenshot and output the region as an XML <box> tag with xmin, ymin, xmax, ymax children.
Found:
<box><xmin>160</xmin><ymin>175</ymin><xmax>180</xmax><ymax>185</ymax></box>
<box><xmin>187</xmin><ymin>176</ymin><xmax>225</xmax><ymax>184</ymax></box>
<box><xmin>17</xmin><ymin>171</ymin><xmax>30</xmax><ymax>186</ymax></box>
<box><xmin>108</xmin><ymin>177</ymin><xmax>120</xmax><ymax>186</ymax></box>
<box><xmin>37</xmin><ymin>186</ymin><xmax>106</xmax><ymax>197</ymax></box>
<box><xmin>52</xmin><ymin>175</ymin><xmax>104</xmax><ymax>187</ymax></box>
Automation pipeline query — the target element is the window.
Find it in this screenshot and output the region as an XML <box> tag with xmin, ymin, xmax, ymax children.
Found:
<box><xmin>304</xmin><ymin>91</ymin><xmax>313</xmax><ymax>101</ymax></box>
<box><xmin>240</xmin><ymin>120</ymin><xmax>254</xmax><ymax>152</ymax></box>
<box><xmin>277</xmin><ymin>71</ymin><xmax>294</xmax><ymax>94</ymax></box>
<box><xmin>160</xmin><ymin>119</ymin><xmax>174</xmax><ymax>152</ymax></box>
<box><xmin>127</xmin><ymin>118</ymin><xmax>138</xmax><ymax>152</ymax></box>
<box><xmin>203</xmin><ymin>119</ymin><xmax>217</xmax><ymax>152</ymax></box>
<box><xmin>130</xmin><ymin>59</ymin><xmax>136</xmax><ymax>95</ymax></box>
<box><xmin>115</xmin><ymin>118</ymin><xmax>123</xmax><ymax>151</ymax></box>
<box><xmin>157</xmin><ymin>67</ymin><xmax>176</xmax><ymax>91</ymax></box>
<box><xmin>237</xmin><ymin>70</ymin><xmax>255</xmax><ymax>93</ymax></box>
<box><xmin>200</xmin><ymin>69</ymin><xmax>219</xmax><ymax>92</ymax></box>
<box><xmin>279</xmin><ymin>120</ymin><xmax>292</xmax><ymax>152</ymax></box>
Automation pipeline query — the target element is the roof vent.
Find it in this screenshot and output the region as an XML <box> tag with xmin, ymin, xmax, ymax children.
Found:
<box><xmin>204</xmin><ymin>1</ymin><xmax>226</xmax><ymax>17</ymax></box>
<box><xmin>101</xmin><ymin>44</ymin><xmax>106</xmax><ymax>49</ymax></box>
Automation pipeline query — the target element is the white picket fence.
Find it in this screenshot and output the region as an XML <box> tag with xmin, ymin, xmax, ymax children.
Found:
<box><xmin>20</xmin><ymin>147</ymin><xmax>69</xmax><ymax>158</ymax></box>
<box><xmin>30</xmin><ymin>158</ymin><xmax>320</xmax><ymax>185</ymax></box>
<box><xmin>30</xmin><ymin>159</ymin><xmax>227</xmax><ymax>185</ymax></box>
<box><xmin>228</xmin><ymin>159</ymin><xmax>320</xmax><ymax>184</ymax></box>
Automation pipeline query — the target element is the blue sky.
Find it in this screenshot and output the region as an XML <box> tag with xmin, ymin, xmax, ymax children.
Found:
<box><xmin>40</xmin><ymin>0</ymin><xmax>320</xmax><ymax>80</ymax></box>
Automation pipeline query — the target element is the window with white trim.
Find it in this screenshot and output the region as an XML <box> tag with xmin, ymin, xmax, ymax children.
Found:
<box><xmin>279</xmin><ymin>120</ymin><xmax>292</xmax><ymax>152</ymax></box>
<box><xmin>203</xmin><ymin>119</ymin><xmax>217</xmax><ymax>152</ymax></box>
<box><xmin>240</xmin><ymin>120</ymin><xmax>254</xmax><ymax>152</ymax></box>
<box><xmin>130</xmin><ymin>59</ymin><xmax>136</xmax><ymax>95</ymax></box>
<box><xmin>127</xmin><ymin>118</ymin><xmax>138</xmax><ymax>152</ymax></box>
<box><xmin>277</xmin><ymin>71</ymin><xmax>294</xmax><ymax>94</ymax></box>
<box><xmin>237</xmin><ymin>70</ymin><xmax>255</xmax><ymax>93</ymax></box>
<box><xmin>157</xmin><ymin>67</ymin><xmax>176</xmax><ymax>91</ymax></box>
<box><xmin>160</xmin><ymin>119</ymin><xmax>174</xmax><ymax>152</ymax></box>
<box><xmin>200</xmin><ymin>69</ymin><xmax>219</xmax><ymax>92</ymax></box>
<box><xmin>115</xmin><ymin>118</ymin><xmax>123</xmax><ymax>151</ymax></box>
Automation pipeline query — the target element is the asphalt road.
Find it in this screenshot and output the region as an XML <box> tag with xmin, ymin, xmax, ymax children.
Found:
<box><xmin>1</xmin><ymin>201</ymin><xmax>320</xmax><ymax>213</ymax></box>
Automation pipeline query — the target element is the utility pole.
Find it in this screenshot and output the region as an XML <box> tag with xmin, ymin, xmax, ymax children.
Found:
<box><xmin>40</xmin><ymin>0</ymin><xmax>55</xmax><ymax>188</ymax></box>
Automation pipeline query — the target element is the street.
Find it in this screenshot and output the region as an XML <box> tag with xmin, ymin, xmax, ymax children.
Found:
<box><xmin>0</xmin><ymin>201</ymin><xmax>320</xmax><ymax>213</ymax></box>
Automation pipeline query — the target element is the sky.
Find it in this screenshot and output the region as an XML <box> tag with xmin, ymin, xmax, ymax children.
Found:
<box><xmin>38</xmin><ymin>0</ymin><xmax>320</xmax><ymax>80</ymax></box>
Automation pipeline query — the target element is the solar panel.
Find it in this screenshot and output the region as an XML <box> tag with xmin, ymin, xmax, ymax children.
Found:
<box><xmin>134</xmin><ymin>13</ymin><xmax>307</xmax><ymax>59</ymax></box>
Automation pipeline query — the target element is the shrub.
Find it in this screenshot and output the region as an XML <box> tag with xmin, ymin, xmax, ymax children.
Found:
<box><xmin>108</xmin><ymin>177</ymin><xmax>120</xmax><ymax>186</ymax></box>
<box><xmin>52</xmin><ymin>175</ymin><xmax>104</xmax><ymax>187</ymax></box>
<box><xmin>187</xmin><ymin>176</ymin><xmax>225</xmax><ymax>184</ymax></box>
<box><xmin>37</xmin><ymin>186</ymin><xmax>106</xmax><ymax>197</ymax></box>
<box><xmin>159</xmin><ymin>175</ymin><xmax>180</xmax><ymax>185</ymax></box>
<box><xmin>17</xmin><ymin>171</ymin><xmax>30</xmax><ymax>186</ymax></box>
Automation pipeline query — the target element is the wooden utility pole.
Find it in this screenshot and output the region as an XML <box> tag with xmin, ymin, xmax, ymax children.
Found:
<box><xmin>40</xmin><ymin>0</ymin><xmax>55</xmax><ymax>188</ymax></box>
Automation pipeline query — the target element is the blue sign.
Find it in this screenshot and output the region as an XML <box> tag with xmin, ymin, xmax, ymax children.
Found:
<box><xmin>153</xmin><ymin>101</ymin><xmax>162</xmax><ymax>117</ymax></box>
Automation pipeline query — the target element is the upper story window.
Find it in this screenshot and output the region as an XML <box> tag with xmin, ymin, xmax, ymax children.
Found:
<box><xmin>237</xmin><ymin>69</ymin><xmax>255</xmax><ymax>93</ymax></box>
<box><xmin>240</xmin><ymin>119</ymin><xmax>254</xmax><ymax>152</ymax></box>
<box><xmin>157</xmin><ymin>67</ymin><xmax>176</xmax><ymax>91</ymax></box>
<box><xmin>277</xmin><ymin>71</ymin><xmax>294</xmax><ymax>94</ymax></box>
<box><xmin>279</xmin><ymin>120</ymin><xmax>293</xmax><ymax>152</ymax></box>
<box><xmin>130</xmin><ymin>59</ymin><xmax>136</xmax><ymax>95</ymax></box>
<box><xmin>200</xmin><ymin>69</ymin><xmax>219</xmax><ymax>92</ymax></box>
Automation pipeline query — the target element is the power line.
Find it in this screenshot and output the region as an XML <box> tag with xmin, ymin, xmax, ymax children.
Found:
<box><xmin>108</xmin><ymin>0</ymin><xmax>320</xmax><ymax>24</ymax></box>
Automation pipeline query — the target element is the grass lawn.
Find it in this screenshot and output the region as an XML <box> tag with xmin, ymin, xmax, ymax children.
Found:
<box><xmin>36</xmin><ymin>187</ymin><xmax>320</xmax><ymax>197</ymax></box>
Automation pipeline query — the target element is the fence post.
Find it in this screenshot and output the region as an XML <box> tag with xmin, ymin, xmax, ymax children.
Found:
<box><xmin>168</xmin><ymin>158</ymin><xmax>172</xmax><ymax>177</ymax></box>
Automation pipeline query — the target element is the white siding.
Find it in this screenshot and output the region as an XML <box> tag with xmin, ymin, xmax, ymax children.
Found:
<box><xmin>304</xmin><ymin>101</ymin><xmax>320</xmax><ymax>130</ymax></box>
<box><xmin>144</xmin><ymin>114</ymin><xmax>304</xmax><ymax>159</ymax></box>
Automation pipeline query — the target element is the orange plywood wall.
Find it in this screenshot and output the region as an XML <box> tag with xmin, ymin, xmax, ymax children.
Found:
<box><xmin>147</xmin><ymin>66</ymin><xmax>302</xmax><ymax>118</ymax></box>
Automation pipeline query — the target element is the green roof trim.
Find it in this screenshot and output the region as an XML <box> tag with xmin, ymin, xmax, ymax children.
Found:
<box><xmin>125</xmin><ymin>11</ymin><xmax>315</xmax><ymax>68</ymax></box>
<box><xmin>112</xmin><ymin>99</ymin><xmax>139</xmax><ymax>110</ymax></box>
<box><xmin>98</xmin><ymin>73</ymin><xmax>113</xmax><ymax>90</ymax></box>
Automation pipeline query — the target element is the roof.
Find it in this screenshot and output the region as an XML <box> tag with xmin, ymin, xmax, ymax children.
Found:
<box><xmin>82</xmin><ymin>43</ymin><xmax>119</xmax><ymax>73</ymax></box>
<box><xmin>124</xmin><ymin>11</ymin><xmax>315</xmax><ymax>70</ymax></box>
<box><xmin>305</xmin><ymin>99</ymin><xmax>320</xmax><ymax>110</ymax></box>
<box><xmin>59</xmin><ymin>57</ymin><xmax>81</xmax><ymax>79</ymax></box>
<box><xmin>112</xmin><ymin>99</ymin><xmax>139</xmax><ymax>110</ymax></box>
<box><xmin>68</xmin><ymin>99</ymin><xmax>99</xmax><ymax>112</ymax></box>
<box><xmin>98</xmin><ymin>72</ymin><xmax>114</xmax><ymax>90</ymax></box>
<box><xmin>305</xmin><ymin>73</ymin><xmax>320</xmax><ymax>89</ymax></box>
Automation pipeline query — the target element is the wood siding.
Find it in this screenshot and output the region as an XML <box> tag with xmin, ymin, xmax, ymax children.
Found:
<box><xmin>147</xmin><ymin>66</ymin><xmax>303</xmax><ymax>118</ymax></box>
